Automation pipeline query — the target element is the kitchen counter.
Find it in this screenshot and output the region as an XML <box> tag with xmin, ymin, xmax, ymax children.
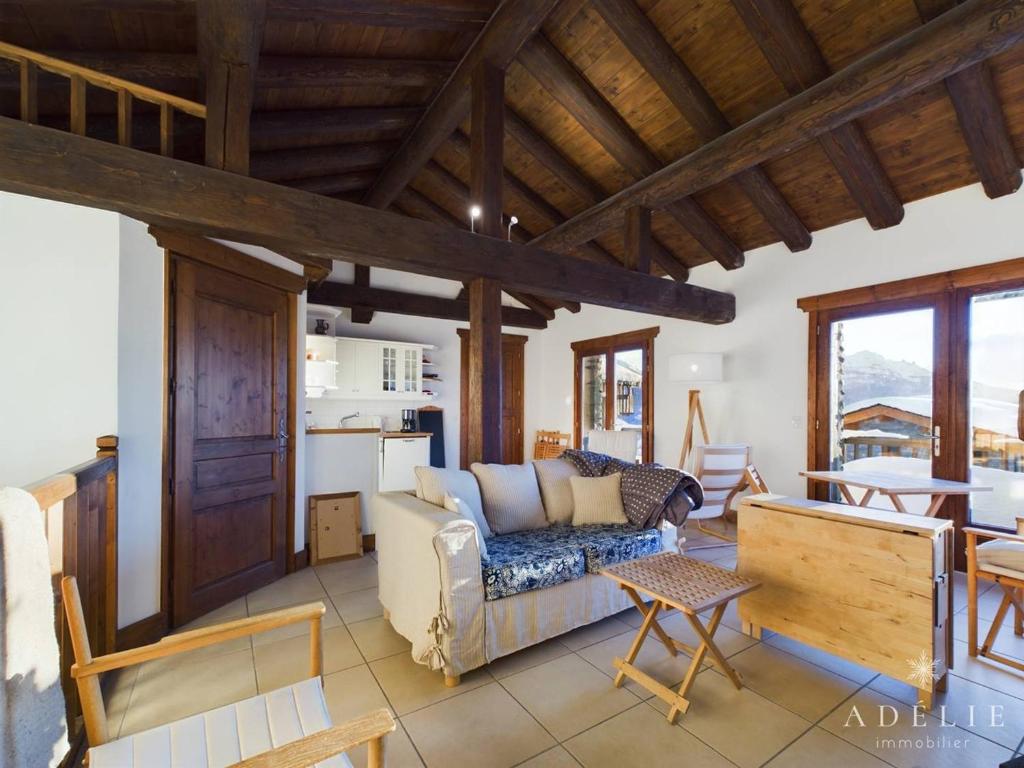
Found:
<box><xmin>381</xmin><ymin>431</ymin><xmax>432</xmax><ymax>438</ymax></box>
<box><xmin>305</xmin><ymin>428</ymin><xmax>432</xmax><ymax>437</ymax></box>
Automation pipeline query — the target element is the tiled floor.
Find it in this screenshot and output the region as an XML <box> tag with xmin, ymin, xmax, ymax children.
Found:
<box><xmin>107</xmin><ymin>525</ymin><xmax>1024</xmax><ymax>767</ymax></box>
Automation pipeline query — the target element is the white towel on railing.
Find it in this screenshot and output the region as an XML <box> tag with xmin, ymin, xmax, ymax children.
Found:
<box><xmin>0</xmin><ymin>487</ymin><xmax>68</xmax><ymax>768</ymax></box>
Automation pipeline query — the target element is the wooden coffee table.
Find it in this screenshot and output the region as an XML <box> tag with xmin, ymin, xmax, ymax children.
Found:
<box><xmin>601</xmin><ymin>552</ymin><xmax>761</xmax><ymax>723</ymax></box>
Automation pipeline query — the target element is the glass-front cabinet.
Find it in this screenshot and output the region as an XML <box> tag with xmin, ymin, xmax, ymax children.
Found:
<box><xmin>308</xmin><ymin>336</ymin><xmax>435</xmax><ymax>400</ymax></box>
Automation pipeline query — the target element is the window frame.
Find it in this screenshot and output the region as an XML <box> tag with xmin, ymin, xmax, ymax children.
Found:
<box><xmin>571</xmin><ymin>326</ymin><xmax>659</xmax><ymax>463</ymax></box>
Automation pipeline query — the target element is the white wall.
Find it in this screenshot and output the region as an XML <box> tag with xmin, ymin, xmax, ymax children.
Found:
<box><xmin>0</xmin><ymin>192</ymin><xmax>119</xmax><ymax>487</ymax></box>
<box><xmin>525</xmin><ymin>183</ymin><xmax>1024</xmax><ymax>499</ymax></box>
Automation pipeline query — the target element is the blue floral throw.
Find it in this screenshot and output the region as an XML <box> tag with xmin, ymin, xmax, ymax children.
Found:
<box><xmin>481</xmin><ymin>524</ymin><xmax>662</xmax><ymax>600</ymax></box>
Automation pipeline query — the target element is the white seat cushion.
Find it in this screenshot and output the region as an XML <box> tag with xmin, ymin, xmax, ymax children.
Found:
<box><xmin>470</xmin><ymin>462</ymin><xmax>548</xmax><ymax>534</ymax></box>
<box><xmin>977</xmin><ymin>539</ymin><xmax>1024</xmax><ymax>575</ymax></box>
<box><xmin>89</xmin><ymin>677</ymin><xmax>351</xmax><ymax>768</ymax></box>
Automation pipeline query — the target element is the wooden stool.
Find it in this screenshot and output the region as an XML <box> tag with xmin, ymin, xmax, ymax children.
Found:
<box><xmin>601</xmin><ymin>552</ymin><xmax>761</xmax><ymax>724</ymax></box>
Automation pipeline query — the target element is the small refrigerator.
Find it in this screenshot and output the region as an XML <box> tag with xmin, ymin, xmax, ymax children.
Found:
<box><xmin>378</xmin><ymin>435</ymin><xmax>430</xmax><ymax>492</ymax></box>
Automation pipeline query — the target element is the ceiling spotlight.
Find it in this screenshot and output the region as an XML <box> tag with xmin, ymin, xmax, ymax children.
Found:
<box><xmin>469</xmin><ymin>205</ymin><xmax>482</xmax><ymax>233</ymax></box>
<box><xmin>507</xmin><ymin>215</ymin><xmax>519</xmax><ymax>241</ymax></box>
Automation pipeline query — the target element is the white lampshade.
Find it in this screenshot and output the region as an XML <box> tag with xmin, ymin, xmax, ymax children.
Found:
<box><xmin>668</xmin><ymin>353</ymin><xmax>723</xmax><ymax>383</ymax></box>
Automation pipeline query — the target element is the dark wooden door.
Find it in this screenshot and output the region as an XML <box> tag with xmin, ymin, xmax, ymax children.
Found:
<box><xmin>459</xmin><ymin>331</ymin><xmax>526</xmax><ymax>467</ymax></box>
<box><xmin>171</xmin><ymin>258</ymin><xmax>290</xmax><ymax>626</ymax></box>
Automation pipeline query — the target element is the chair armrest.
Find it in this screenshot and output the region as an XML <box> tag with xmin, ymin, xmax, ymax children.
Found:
<box><xmin>228</xmin><ymin>709</ymin><xmax>396</xmax><ymax>768</ymax></box>
<box><xmin>964</xmin><ymin>527</ymin><xmax>1024</xmax><ymax>547</ymax></box>
<box><xmin>70</xmin><ymin>594</ymin><xmax>325</xmax><ymax>677</ymax></box>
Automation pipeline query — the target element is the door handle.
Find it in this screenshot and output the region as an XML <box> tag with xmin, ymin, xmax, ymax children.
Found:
<box><xmin>931</xmin><ymin>425</ymin><xmax>940</xmax><ymax>458</ymax></box>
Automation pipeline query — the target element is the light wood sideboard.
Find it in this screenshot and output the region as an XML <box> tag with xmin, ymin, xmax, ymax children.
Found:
<box><xmin>737</xmin><ymin>494</ymin><xmax>953</xmax><ymax>708</ymax></box>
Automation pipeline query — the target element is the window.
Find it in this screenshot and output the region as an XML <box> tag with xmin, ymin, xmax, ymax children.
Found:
<box><xmin>572</xmin><ymin>327</ymin><xmax>658</xmax><ymax>463</ymax></box>
<box><xmin>802</xmin><ymin>259</ymin><xmax>1024</xmax><ymax>563</ymax></box>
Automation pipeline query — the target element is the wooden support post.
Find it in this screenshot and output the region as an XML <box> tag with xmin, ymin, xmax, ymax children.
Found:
<box><xmin>69</xmin><ymin>74</ymin><xmax>86</xmax><ymax>136</ymax></box>
<box><xmin>19</xmin><ymin>59</ymin><xmax>38</xmax><ymax>123</ymax></box>
<box><xmin>351</xmin><ymin>264</ymin><xmax>374</xmax><ymax>324</ymax></box>
<box><xmin>624</xmin><ymin>205</ymin><xmax>652</xmax><ymax>273</ymax></box>
<box><xmin>467</xmin><ymin>277</ymin><xmax>503</xmax><ymax>465</ymax></box>
<box><xmin>470</xmin><ymin>60</ymin><xmax>505</xmax><ymax>238</ymax></box>
<box><xmin>198</xmin><ymin>0</ymin><xmax>267</xmax><ymax>174</ymax></box>
<box><xmin>116</xmin><ymin>88</ymin><xmax>133</xmax><ymax>147</ymax></box>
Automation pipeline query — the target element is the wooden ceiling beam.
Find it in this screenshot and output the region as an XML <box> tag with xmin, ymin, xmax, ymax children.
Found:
<box><xmin>0</xmin><ymin>118</ymin><xmax>734</xmax><ymax>322</ymax></box>
<box><xmin>592</xmin><ymin>0</ymin><xmax>811</xmax><ymax>253</ymax></box>
<box><xmin>518</xmin><ymin>35</ymin><xmax>743</xmax><ymax>270</ymax></box>
<box><xmin>914</xmin><ymin>0</ymin><xmax>1022</xmax><ymax>199</ymax></box>
<box><xmin>505</xmin><ymin>110</ymin><xmax>689</xmax><ymax>282</ymax></box>
<box><xmin>307</xmin><ymin>281</ymin><xmax>549</xmax><ymax>330</ymax></box>
<box><xmin>198</xmin><ymin>0</ymin><xmax>267</xmax><ymax>174</ymax></box>
<box><xmin>284</xmin><ymin>170</ymin><xmax>380</xmax><ymax>196</ymax></box>
<box><xmin>250</xmin><ymin>141</ymin><xmax>397</xmax><ymax>182</ymax></box>
<box><xmin>363</xmin><ymin>0</ymin><xmax>560</xmax><ymax>209</ymax></box>
<box><xmin>250</xmin><ymin>107</ymin><xmax>422</xmax><ymax>151</ymax></box>
<box><xmin>351</xmin><ymin>264</ymin><xmax>373</xmax><ymax>323</ymax></box>
<box><xmin>531</xmin><ymin>0</ymin><xmax>1023</xmax><ymax>255</ymax></box>
<box><xmin>730</xmin><ymin>0</ymin><xmax>904</xmax><ymax>230</ymax></box>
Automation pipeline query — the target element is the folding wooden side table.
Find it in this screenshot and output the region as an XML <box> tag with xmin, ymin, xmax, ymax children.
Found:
<box><xmin>601</xmin><ymin>552</ymin><xmax>761</xmax><ymax>724</ymax></box>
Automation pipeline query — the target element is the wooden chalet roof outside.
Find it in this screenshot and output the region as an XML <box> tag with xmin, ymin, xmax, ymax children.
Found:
<box><xmin>1</xmin><ymin>0</ymin><xmax>1023</xmax><ymax>292</ymax></box>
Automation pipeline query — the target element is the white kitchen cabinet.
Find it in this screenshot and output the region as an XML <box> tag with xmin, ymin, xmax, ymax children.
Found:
<box><xmin>378</xmin><ymin>435</ymin><xmax>430</xmax><ymax>492</ymax></box>
<box><xmin>312</xmin><ymin>336</ymin><xmax>436</xmax><ymax>401</ymax></box>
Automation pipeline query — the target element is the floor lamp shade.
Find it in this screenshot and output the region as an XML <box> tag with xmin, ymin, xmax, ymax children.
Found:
<box><xmin>668</xmin><ymin>353</ymin><xmax>723</xmax><ymax>383</ymax></box>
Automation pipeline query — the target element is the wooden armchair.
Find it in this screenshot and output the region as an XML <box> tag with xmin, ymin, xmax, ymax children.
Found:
<box><xmin>533</xmin><ymin>430</ymin><xmax>570</xmax><ymax>459</ymax></box>
<box><xmin>965</xmin><ymin>517</ymin><xmax>1024</xmax><ymax>674</ymax></box>
<box><xmin>62</xmin><ymin>576</ymin><xmax>395</xmax><ymax>767</ymax></box>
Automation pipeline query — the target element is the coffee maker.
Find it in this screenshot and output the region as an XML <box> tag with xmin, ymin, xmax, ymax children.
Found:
<box><xmin>400</xmin><ymin>409</ymin><xmax>417</xmax><ymax>433</ymax></box>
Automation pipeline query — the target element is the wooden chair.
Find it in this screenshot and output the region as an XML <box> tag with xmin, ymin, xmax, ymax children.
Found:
<box><xmin>965</xmin><ymin>517</ymin><xmax>1024</xmax><ymax>674</ymax></box>
<box><xmin>533</xmin><ymin>430</ymin><xmax>570</xmax><ymax>459</ymax></box>
<box><xmin>684</xmin><ymin>444</ymin><xmax>754</xmax><ymax>550</ymax></box>
<box><xmin>62</xmin><ymin>576</ymin><xmax>395</xmax><ymax>767</ymax></box>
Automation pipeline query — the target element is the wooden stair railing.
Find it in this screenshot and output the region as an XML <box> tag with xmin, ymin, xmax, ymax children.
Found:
<box><xmin>0</xmin><ymin>40</ymin><xmax>205</xmax><ymax>155</ymax></box>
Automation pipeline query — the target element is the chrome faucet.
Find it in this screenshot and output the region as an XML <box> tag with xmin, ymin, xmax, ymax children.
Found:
<box><xmin>339</xmin><ymin>412</ymin><xmax>360</xmax><ymax>427</ymax></box>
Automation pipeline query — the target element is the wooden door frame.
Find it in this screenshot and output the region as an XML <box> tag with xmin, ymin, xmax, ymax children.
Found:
<box><xmin>801</xmin><ymin>256</ymin><xmax>1024</xmax><ymax>569</ymax></box>
<box><xmin>458</xmin><ymin>329</ymin><xmax>528</xmax><ymax>468</ymax></box>
<box><xmin>159</xmin><ymin>236</ymin><xmax>304</xmax><ymax>632</ymax></box>
<box><xmin>571</xmin><ymin>326</ymin><xmax>658</xmax><ymax>464</ymax></box>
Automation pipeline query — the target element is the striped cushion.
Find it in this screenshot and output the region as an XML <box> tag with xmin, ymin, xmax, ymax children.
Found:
<box><xmin>414</xmin><ymin>466</ymin><xmax>490</xmax><ymax>537</ymax></box>
<box><xmin>470</xmin><ymin>463</ymin><xmax>548</xmax><ymax>535</ymax></box>
<box><xmin>570</xmin><ymin>474</ymin><xmax>628</xmax><ymax>526</ymax></box>
<box><xmin>89</xmin><ymin>677</ymin><xmax>350</xmax><ymax>768</ymax></box>
<box><xmin>533</xmin><ymin>458</ymin><xmax>580</xmax><ymax>525</ymax></box>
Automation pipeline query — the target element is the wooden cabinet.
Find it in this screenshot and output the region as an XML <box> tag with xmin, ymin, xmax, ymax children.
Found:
<box><xmin>309</xmin><ymin>492</ymin><xmax>362</xmax><ymax>564</ymax></box>
<box><xmin>308</xmin><ymin>335</ymin><xmax>437</xmax><ymax>400</ymax></box>
<box><xmin>737</xmin><ymin>495</ymin><xmax>953</xmax><ymax>708</ymax></box>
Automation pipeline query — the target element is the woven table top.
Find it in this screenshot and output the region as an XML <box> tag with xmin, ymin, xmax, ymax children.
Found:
<box><xmin>601</xmin><ymin>552</ymin><xmax>760</xmax><ymax>614</ymax></box>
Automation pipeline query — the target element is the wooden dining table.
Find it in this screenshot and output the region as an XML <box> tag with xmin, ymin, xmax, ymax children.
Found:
<box><xmin>799</xmin><ymin>469</ymin><xmax>992</xmax><ymax>517</ymax></box>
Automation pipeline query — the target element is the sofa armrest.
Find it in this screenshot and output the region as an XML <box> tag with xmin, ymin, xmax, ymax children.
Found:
<box><xmin>373</xmin><ymin>492</ymin><xmax>487</xmax><ymax>675</ymax></box>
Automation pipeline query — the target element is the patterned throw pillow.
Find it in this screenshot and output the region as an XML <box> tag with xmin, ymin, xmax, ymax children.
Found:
<box><xmin>533</xmin><ymin>458</ymin><xmax>580</xmax><ymax>525</ymax></box>
<box><xmin>470</xmin><ymin>462</ymin><xmax>549</xmax><ymax>534</ymax></box>
<box><xmin>570</xmin><ymin>473</ymin><xmax>628</xmax><ymax>526</ymax></box>
<box><xmin>414</xmin><ymin>466</ymin><xmax>490</xmax><ymax>537</ymax></box>
<box><xmin>443</xmin><ymin>495</ymin><xmax>489</xmax><ymax>560</ymax></box>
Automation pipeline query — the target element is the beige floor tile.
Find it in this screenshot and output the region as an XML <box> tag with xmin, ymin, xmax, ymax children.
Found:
<box><xmin>949</xmin><ymin>639</ymin><xmax>1024</xmax><ymax>697</ymax></box>
<box><xmin>169</xmin><ymin>597</ymin><xmax>251</xmax><ymax>659</ymax></box>
<box><xmin>953</xmin><ymin>609</ymin><xmax>1024</xmax><ymax>661</ymax></box>
<box><xmin>121</xmin><ymin>647</ymin><xmax>256</xmax><ymax>735</ymax></box>
<box><xmin>952</xmin><ymin>570</ymin><xmax>995</xmax><ymax>614</ymax></box>
<box><xmin>104</xmin><ymin>666</ymin><xmax>138</xmax><ymax>739</ymax></box>
<box><xmin>254</xmin><ymin>625</ymin><xmax>364</xmax><ymax>692</ymax></box>
<box><xmin>251</xmin><ymin>601</ymin><xmax>343</xmax><ymax>647</ymax></box>
<box><xmin>370</xmin><ymin>650</ymin><xmax>492</xmax><ymax>715</ymax></box>
<box><xmin>954</xmin><ymin>577</ymin><xmax>1008</xmax><ymax>621</ymax></box>
<box><xmin>699</xmin><ymin>599</ymin><xmax>766</xmax><ymax>637</ymax></box>
<box><xmin>664</xmin><ymin>668</ymin><xmax>812</xmax><ymax>768</ymax></box>
<box><xmin>332</xmin><ymin>585</ymin><xmax>383</xmax><ymax>624</ymax></box>
<box><xmin>558</xmin><ymin>615</ymin><xmax>633</xmax><ymax>651</ymax></box>
<box><xmin>869</xmin><ymin>670</ymin><xmax>1024</xmax><ymax>749</ymax></box>
<box><xmin>501</xmin><ymin>654</ymin><xmax>640</xmax><ymax>741</ymax></box>
<box><xmin>322</xmin><ymin>665</ymin><xmax>424</xmax><ymax>767</ymax></box>
<box><xmin>820</xmin><ymin>687</ymin><xmax>1011</xmax><ymax>768</ymax></box>
<box><xmin>576</xmin><ymin>628</ymin><xmax>704</xmax><ymax>701</ymax></box>
<box><xmin>317</xmin><ymin>556</ymin><xmax>379</xmax><ymax>597</ymax></box>
<box><xmin>657</xmin><ymin>611</ymin><xmax>758</xmax><ymax>658</ymax></box>
<box><xmin>764</xmin><ymin>633</ymin><xmax>879</xmax><ymax>685</ymax></box>
<box><xmin>564</xmin><ymin>703</ymin><xmax>734</xmax><ymax>768</ymax></box>
<box><xmin>402</xmin><ymin>683</ymin><xmax>555</xmax><ymax>768</ymax></box>
<box><xmin>246</xmin><ymin>568</ymin><xmax>327</xmax><ymax>614</ymax></box>
<box><xmin>764</xmin><ymin>726</ymin><xmax>891</xmax><ymax>768</ymax></box>
<box><xmin>517</xmin><ymin>746</ymin><xmax>581</xmax><ymax>767</ymax></box>
<box><xmin>486</xmin><ymin>638</ymin><xmax>572</xmax><ymax>679</ymax></box>
<box><xmin>723</xmin><ymin>643</ymin><xmax>860</xmax><ymax>721</ymax></box>
<box><xmin>348</xmin><ymin>616</ymin><xmax>411</xmax><ymax>661</ymax></box>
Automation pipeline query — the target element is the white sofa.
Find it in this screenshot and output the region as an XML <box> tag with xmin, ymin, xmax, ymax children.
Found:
<box><xmin>375</xmin><ymin>490</ymin><xmax>658</xmax><ymax>683</ymax></box>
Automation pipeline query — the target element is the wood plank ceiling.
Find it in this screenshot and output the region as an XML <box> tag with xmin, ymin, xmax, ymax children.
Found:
<box><xmin>2</xmin><ymin>0</ymin><xmax>1023</xmax><ymax>285</ymax></box>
